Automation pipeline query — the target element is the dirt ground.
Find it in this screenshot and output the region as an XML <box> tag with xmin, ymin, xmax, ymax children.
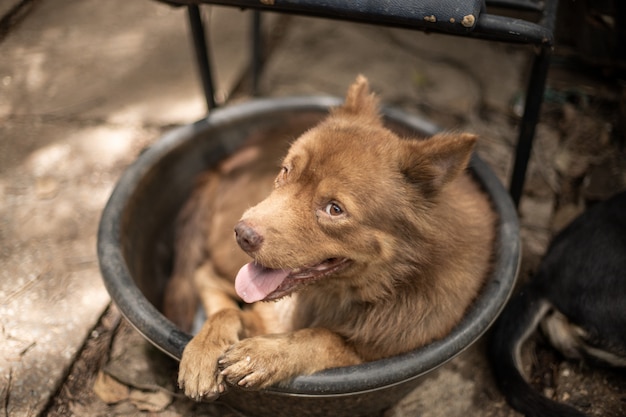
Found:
<box><xmin>2</xmin><ymin>2</ymin><xmax>626</xmax><ymax>417</ymax></box>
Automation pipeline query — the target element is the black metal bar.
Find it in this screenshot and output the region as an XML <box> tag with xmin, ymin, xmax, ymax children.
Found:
<box><xmin>472</xmin><ymin>14</ymin><xmax>553</xmax><ymax>45</ymax></box>
<box><xmin>485</xmin><ymin>0</ymin><xmax>543</xmax><ymax>12</ymax></box>
<box><xmin>187</xmin><ymin>5</ymin><xmax>217</xmax><ymax>110</ymax></box>
<box><xmin>176</xmin><ymin>0</ymin><xmax>559</xmax><ymax>45</ymax></box>
<box><xmin>251</xmin><ymin>11</ymin><xmax>262</xmax><ymax>96</ymax></box>
<box><xmin>509</xmin><ymin>45</ymin><xmax>551</xmax><ymax>207</ymax></box>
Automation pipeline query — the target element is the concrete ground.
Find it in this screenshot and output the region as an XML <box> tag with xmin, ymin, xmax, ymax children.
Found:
<box><xmin>1</xmin><ymin>1</ymin><xmax>625</xmax><ymax>417</ymax></box>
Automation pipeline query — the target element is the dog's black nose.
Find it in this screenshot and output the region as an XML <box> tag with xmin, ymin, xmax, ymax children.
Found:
<box><xmin>234</xmin><ymin>221</ymin><xmax>263</xmax><ymax>253</ymax></box>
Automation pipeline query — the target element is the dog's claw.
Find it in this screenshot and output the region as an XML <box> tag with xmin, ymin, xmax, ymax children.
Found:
<box><xmin>217</xmin><ymin>338</ymin><xmax>290</xmax><ymax>389</ymax></box>
<box><xmin>238</xmin><ymin>375</ymin><xmax>254</xmax><ymax>387</ymax></box>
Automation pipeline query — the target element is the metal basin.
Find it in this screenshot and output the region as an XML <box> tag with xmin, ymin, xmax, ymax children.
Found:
<box><xmin>97</xmin><ymin>96</ymin><xmax>520</xmax><ymax>417</ymax></box>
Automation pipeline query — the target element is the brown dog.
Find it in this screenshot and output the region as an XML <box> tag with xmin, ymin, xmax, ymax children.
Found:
<box><xmin>163</xmin><ymin>76</ymin><xmax>496</xmax><ymax>401</ymax></box>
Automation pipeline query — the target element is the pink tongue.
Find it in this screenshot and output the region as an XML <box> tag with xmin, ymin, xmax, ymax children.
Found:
<box><xmin>235</xmin><ymin>262</ymin><xmax>290</xmax><ymax>303</ymax></box>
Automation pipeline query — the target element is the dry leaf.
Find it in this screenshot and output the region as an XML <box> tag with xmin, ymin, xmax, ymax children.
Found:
<box><xmin>93</xmin><ymin>370</ymin><xmax>130</xmax><ymax>404</ymax></box>
<box><xmin>128</xmin><ymin>388</ymin><xmax>173</xmax><ymax>412</ymax></box>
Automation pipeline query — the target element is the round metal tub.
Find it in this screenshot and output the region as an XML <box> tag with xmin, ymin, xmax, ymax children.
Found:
<box><xmin>97</xmin><ymin>96</ymin><xmax>520</xmax><ymax>417</ymax></box>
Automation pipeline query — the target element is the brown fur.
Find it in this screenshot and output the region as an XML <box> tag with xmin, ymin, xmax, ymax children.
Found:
<box><xmin>164</xmin><ymin>76</ymin><xmax>496</xmax><ymax>401</ymax></box>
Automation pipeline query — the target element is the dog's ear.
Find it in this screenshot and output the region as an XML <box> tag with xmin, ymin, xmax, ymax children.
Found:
<box><xmin>400</xmin><ymin>133</ymin><xmax>477</xmax><ymax>196</ymax></box>
<box><xmin>334</xmin><ymin>75</ymin><xmax>381</xmax><ymax>123</ymax></box>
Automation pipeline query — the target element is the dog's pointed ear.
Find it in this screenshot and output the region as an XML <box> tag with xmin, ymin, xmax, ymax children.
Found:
<box><xmin>333</xmin><ymin>75</ymin><xmax>381</xmax><ymax>122</ymax></box>
<box><xmin>400</xmin><ymin>133</ymin><xmax>477</xmax><ymax>196</ymax></box>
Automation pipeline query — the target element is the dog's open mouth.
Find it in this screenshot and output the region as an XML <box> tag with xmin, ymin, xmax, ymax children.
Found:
<box><xmin>235</xmin><ymin>257</ymin><xmax>352</xmax><ymax>303</ymax></box>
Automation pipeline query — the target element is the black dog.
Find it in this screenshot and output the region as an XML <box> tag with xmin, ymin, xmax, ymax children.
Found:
<box><xmin>489</xmin><ymin>190</ymin><xmax>626</xmax><ymax>417</ymax></box>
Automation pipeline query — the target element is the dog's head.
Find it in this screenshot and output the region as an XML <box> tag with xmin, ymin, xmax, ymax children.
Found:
<box><xmin>234</xmin><ymin>76</ymin><xmax>476</xmax><ymax>303</ymax></box>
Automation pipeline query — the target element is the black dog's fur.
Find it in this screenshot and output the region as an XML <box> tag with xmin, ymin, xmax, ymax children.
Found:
<box><xmin>489</xmin><ymin>190</ymin><xmax>626</xmax><ymax>417</ymax></box>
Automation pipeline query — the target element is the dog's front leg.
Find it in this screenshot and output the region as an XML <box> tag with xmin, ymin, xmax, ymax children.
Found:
<box><xmin>178</xmin><ymin>308</ymin><xmax>261</xmax><ymax>401</ymax></box>
<box><xmin>219</xmin><ymin>328</ymin><xmax>362</xmax><ymax>390</ymax></box>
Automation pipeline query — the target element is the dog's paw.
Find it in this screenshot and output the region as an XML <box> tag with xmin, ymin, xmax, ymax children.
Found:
<box><xmin>218</xmin><ymin>336</ymin><xmax>290</xmax><ymax>389</ymax></box>
<box><xmin>178</xmin><ymin>337</ymin><xmax>227</xmax><ymax>401</ymax></box>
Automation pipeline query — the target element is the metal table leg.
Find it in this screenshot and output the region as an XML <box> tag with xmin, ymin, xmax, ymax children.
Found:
<box><xmin>509</xmin><ymin>45</ymin><xmax>552</xmax><ymax>207</ymax></box>
<box><xmin>187</xmin><ymin>5</ymin><xmax>217</xmax><ymax>110</ymax></box>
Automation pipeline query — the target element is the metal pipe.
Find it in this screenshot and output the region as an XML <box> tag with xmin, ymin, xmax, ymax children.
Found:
<box><xmin>187</xmin><ymin>5</ymin><xmax>217</xmax><ymax>110</ymax></box>
<box><xmin>509</xmin><ymin>45</ymin><xmax>551</xmax><ymax>207</ymax></box>
<box><xmin>251</xmin><ymin>10</ymin><xmax>262</xmax><ymax>96</ymax></box>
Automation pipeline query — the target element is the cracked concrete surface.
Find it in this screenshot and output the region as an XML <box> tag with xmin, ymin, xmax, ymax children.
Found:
<box><xmin>1</xmin><ymin>2</ymin><xmax>247</xmax><ymax>415</ymax></box>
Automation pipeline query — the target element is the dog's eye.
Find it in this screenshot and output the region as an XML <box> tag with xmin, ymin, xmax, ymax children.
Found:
<box><xmin>279</xmin><ymin>165</ymin><xmax>291</xmax><ymax>180</ymax></box>
<box><xmin>275</xmin><ymin>166</ymin><xmax>289</xmax><ymax>187</ymax></box>
<box><xmin>325</xmin><ymin>202</ymin><xmax>344</xmax><ymax>216</ymax></box>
